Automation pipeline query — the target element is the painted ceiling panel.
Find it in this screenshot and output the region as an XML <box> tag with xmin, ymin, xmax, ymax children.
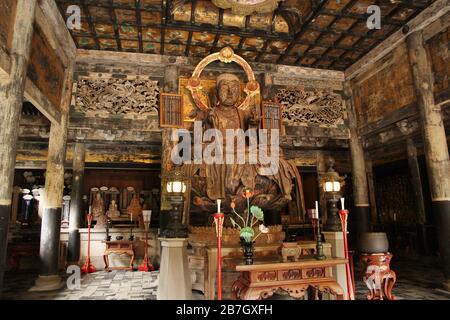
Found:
<box><xmin>216</xmin><ymin>34</ymin><xmax>241</xmax><ymax>49</ymax></box>
<box><xmin>191</xmin><ymin>31</ymin><xmax>215</xmax><ymax>45</ymax></box>
<box><xmin>142</xmin><ymin>27</ymin><xmax>161</xmax><ymax>42</ymax></box>
<box><xmin>222</xmin><ymin>11</ymin><xmax>246</xmax><ymax>28</ymax></box>
<box><xmin>56</xmin><ymin>0</ymin><xmax>434</xmax><ymax>70</ymax></box>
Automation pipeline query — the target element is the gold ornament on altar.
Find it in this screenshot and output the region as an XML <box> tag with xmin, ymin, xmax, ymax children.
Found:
<box><xmin>212</xmin><ymin>0</ymin><xmax>283</xmax><ymax>15</ymax></box>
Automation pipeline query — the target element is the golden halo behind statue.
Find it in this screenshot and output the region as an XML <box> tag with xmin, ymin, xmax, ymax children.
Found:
<box><xmin>186</xmin><ymin>47</ymin><xmax>260</xmax><ymax>111</ymax></box>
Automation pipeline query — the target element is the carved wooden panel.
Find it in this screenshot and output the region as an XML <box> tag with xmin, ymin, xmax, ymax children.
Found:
<box><xmin>262</xmin><ymin>100</ymin><xmax>282</xmax><ymax>130</ymax></box>
<box><xmin>427</xmin><ymin>27</ymin><xmax>450</xmax><ymax>103</ymax></box>
<box><xmin>74</xmin><ymin>77</ymin><xmax>159</xmax><ymax>117</ymax></box>
<box><xmin>352</xmin><ymin>44</ymin><xmax>416</xmax><ymax>127</ymax></box>
<box><xmin>256</xmin><ymin>271</ymin><xmax>277</xmax><ymax>282</ymax></box>
<box><xmin>282</xmin><ymin>269</ymin><xmax>302</xmax><ymax>280</ymax></box>
<box><xmin>275</xmin><ymin>88</ymin><xmax>344</xmax><ymax>126</ymax></box>
<box><xmin>27</xmin><ymin>25</ymin><xmax>65</xmax><ymax>109</ymax></box>
<box><xmin>0</xmin><ymin>0</ymin><xmax>16</xmax><ymax>52</ymax></box>
<box><xmin>303</xmin><ymin>267</ymin><xmax>325</xmax><ymax>279</ymax></box>
<box><xmin>160</xmin><ymin>93</ymin><xmax>184</xmax><ymax>128</ymax></box>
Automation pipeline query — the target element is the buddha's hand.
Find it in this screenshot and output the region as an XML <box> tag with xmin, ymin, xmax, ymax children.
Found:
<box><xmin>192</xmin><ymin>108</ymin><xmax>210</xmax><ymax>123</ymax></box>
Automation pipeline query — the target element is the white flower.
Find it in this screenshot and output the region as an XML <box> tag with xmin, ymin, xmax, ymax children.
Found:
<box><xmin>259</xmin><ymin>224</ymin><xmax>269</xmax><ymax>234</ymax></box>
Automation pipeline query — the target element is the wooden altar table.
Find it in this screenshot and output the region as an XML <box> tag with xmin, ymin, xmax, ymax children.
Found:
<box><xmin>102</xmin><ymin>240</ymin><xmax>135</xmax><ymax>271</ymax></box>
<box><xmin>231</xmin><ymin>257</ymin><xmax>347</xmax><ymax>300</ymax></box>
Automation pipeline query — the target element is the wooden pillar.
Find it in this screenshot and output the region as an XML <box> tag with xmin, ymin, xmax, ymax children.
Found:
<box><xmin>10</xmin><ymin>186</ymin><xmax>22</xmax><ymax>226</ymax></box>
<box><xmin>344</xmin><ymin>81</ymin><xmax>371</xmax><ymax>235</ymax></box>
<box><xmin>67</xmin><ymin>142</ymin><xmax>86</xmax><ymax>263</ymax></box>
<box><xmin>316</xmin><ymin>151</ymin><xmax>328</xmax><ymax>223</ymax></box>
<box><xmin>406</xmin><ymin>138</ymin><xmax>429</xmax><ymax>255</ymax></box>
<box><xmin>407</xmin><ymin>31</ymin><xmax>450</xmax><ymax>286</ymax></box>
<box><xmin>365</xmin><ymin>154</ymin><xmax>378</xmax><ymax>225</ymax></box>
<box><xmin>30</xmin><ymin>112</ymin><xmax>68</xmax><ymax>291</ymax></box>
<box><xmin>31</xmin><ymin>61</ymin><xmax>73</xmax><ymax>291</ymax></box>
<box><xmin>0</xmin><ymin>0</ymin><xmax>37</xmax><ymax>296</ymax></box>
<box><xmin>406</xmin><ymin>139</ymin><xmax>426</xmax><ymax>224</ymax></box>
<box><xmin>160</xmin><ymin>66</ymin><xmax>178</xmax><ymax>225</ymax></box>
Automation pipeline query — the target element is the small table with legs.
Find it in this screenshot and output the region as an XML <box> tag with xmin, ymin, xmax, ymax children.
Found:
<box><xmin>103</xmin><ymin>240</ymin><xmax>135</xmax><ymax>272</ymax></box>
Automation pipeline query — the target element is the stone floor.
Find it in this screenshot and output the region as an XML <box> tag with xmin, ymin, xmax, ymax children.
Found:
<box><xmin>2</xmin><ymin>257</ymin><xmax>450</xmax><ymax>300</ymax></box>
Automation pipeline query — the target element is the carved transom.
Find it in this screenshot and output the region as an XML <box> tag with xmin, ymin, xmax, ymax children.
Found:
<box><xmin>74</xmin><ymin>78</ymin><xmax>159</xmax><ymax>116</ymax></box>
<box><xmin>275</xmin><ymin>88</ymin><xmax>344</xmax><ymax>126</ymax></box>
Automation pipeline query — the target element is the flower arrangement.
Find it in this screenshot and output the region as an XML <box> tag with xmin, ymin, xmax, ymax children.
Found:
<box><xmin>229</xmin><ymin>188</ymin><xmax>269</xmax><ymax>243</ymax></box>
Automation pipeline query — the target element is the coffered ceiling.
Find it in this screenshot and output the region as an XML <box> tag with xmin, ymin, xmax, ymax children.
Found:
<box><xmin>56</xmin><ymin>0</ymin><xmax>434</xmax><ymax>70</ymax></box>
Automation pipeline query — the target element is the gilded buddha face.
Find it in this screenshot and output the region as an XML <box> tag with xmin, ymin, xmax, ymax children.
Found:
<box><xmin>216</xmin><ymin>73</ymin><xmax>240</xmax><ymax>107</ymax></box>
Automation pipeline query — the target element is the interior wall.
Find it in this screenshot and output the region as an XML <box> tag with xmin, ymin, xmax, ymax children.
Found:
<box><xmin>0</xmin><ymin>0</ymin><xmax>16</xmax><ymax>53</ymax></box>
<box><xmin>27</xmin><ymin>24</ymin><xmax>65</xmax><ymax>110</ymax></box>
<box><xmin>352</xmin><ymin>43</ymin><xmax>416</xmax><ymax>128</ymax></box>
<box><xmin>428</xmin><ymin>26</ymin><xmax>450</xmax><ymax>103</ymax></box>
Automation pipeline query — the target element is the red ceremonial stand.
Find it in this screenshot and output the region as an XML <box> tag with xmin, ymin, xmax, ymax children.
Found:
<box><xmin>213</xmin><ymin>212</ymin><xmax>225</xmax><ymax>300</ymax></box>
<box><xmin>138</xmin><ymin>215</ymin><xmax>154</xmax><ymax>272</ymax></box>
<box><xmin>338</xmin><ymin>209</ymin><xmax>355</xmax><ymax>300</ymax></box>
<box><xmin>81</xmin><ymin>212</ymin><xmax>96</xmax><ymax>273</ymax></box>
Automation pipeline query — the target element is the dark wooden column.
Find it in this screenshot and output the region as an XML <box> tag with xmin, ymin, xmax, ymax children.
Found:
<box><xmin>406</xmin><ymin>139</ymin><xmax>426</xmax><ymax>224</ymax></box>
<box><xmin>31</xmin><ymin>112</ymin><xmax>68</xmax><ymax>291</ymax></box>
<box><xmin>316</xmin><ymin>151</ymin><xmax>328</xmax><ymax>224</ymax></box>
<box><xmin>365</xmin><ymin>154</ymin><xmax>378</xmax><ymax>225</ymax></box>
<box><xmin>67</xmin><ymin>141</ymin><xmax>86</xmax><ymax>263</ymax></box>
<box><xmin>31</xmin><ymin>61</ymin><xmax>73</xmax><ymax>291</ymax></box>
<box><xmin>407</xmin><ymin>31</ymin><xmax>450</xmax><ymax>288</ymax></box>
<box><xmin>344</xmin><ymin>81</ymin><xmax>371</xmax><ymax>235</ymax></box>
<box><xmin>406</xmin><ymin>138</ymin><xmax>429</xmax><ymax>255</ymax></box>
<box><xmin>160</xmin><ymin>65</ymin><xmax>178</xmax><ymax>230</ymax></box>
<box><xmin>0</xmin><ymin>0</ymin><xmax>37</xmax><ymax>295</ymax></box>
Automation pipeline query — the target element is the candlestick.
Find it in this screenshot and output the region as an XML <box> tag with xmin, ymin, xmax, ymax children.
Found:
<box><xmin>217</xmin><ymin>199</ymin><xmax>221</xmax><ymax>214</ymax></box>
<box><xmin>340</xmin><ymin>197</ymin><xmax>345</xmax><ymax>210</ymax></box>
<box><xmin>315</xmin><ymin>201</ymin><xmax>319</xmax><ymax>217</ymax></box>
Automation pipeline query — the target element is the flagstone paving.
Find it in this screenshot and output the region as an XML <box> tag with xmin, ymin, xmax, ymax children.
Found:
<box><xmin>2</xmin><ymin>257</ymin><xmax>450</xmax><ymax>300</ymax></box>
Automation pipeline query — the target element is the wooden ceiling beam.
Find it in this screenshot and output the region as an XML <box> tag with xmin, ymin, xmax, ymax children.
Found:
<box><xmin>211</xmin><ymin>8</ymin><xmax>224</xmax><ymax>54</ymax></box>
<box><xmin>109</xmin><ymin>0</ymin><xmax>122</xmax><ymax>51</ymax></box>
<box><xmin>57</xmin><ymin>0</ymin><xmax>163</xmax><ymax>13</ymax></box>
<box><xmin>80</xmin><ymin>0</ymin><xmax>100</xmax><ymax>50</ymax></box>
<box><xmin>277</xmin><ymin>0</ymin><xmax>329</xmax><ymax>64</ymax></box>
<box><xmin>307</xmin><ymin>0</ymin><xmax>359</xmax><ymax>67</ymax></box>
<box><xmin>135</xmin><ymin>0</ymin><xmax>144</xmax><ymax>53</ymax></box>
<box><xmin>161</xmin><ymin>0</ymin><xmax>171</xmax><ymax>55</ymax></box>
<box><xmin>185</xmin><ymin>0</ymin><xmax>197</xmax><ymax>56</ymax></box>
<box><xmin>320</xmin><ymin>9</ymin><xmax>404</xmax><ymax>27</ymax></box>
<box><xmin>166</xmin><ymin>21</ymin><xmax>292</xmax><ymax>40</ymax></box>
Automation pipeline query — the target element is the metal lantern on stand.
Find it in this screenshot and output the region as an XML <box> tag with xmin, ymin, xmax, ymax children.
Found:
<box><xmin>162</xmin><ymin>165</ymin><xmax>189</xmax><ymax>238</ymax></box>
<box><xmin>139</xmin><ymin>210</ymin><xmax>154</xmax><ymax>272</ymax></box>
<box><xmin>321</xmin><ymin>158</ymin><xmax>345</xmax><ymax>232</ymax></box>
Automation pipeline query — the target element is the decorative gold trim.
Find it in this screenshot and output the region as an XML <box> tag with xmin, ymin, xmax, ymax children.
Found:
<box><xmin>212</xmin><ymin>0</ymin><xmax>283</xmax><ymax>15</ymax></box>
<box><xmin>186</xmin><ymin>46</ymin><xmax>260</xmax><ymax>111</ymax></box>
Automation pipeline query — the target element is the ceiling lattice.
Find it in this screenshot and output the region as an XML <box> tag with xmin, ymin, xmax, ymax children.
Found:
<box><xmin>56</xmin><ymin>0</ymin><xmax>433</xmax><ymax>71</ymax></box>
